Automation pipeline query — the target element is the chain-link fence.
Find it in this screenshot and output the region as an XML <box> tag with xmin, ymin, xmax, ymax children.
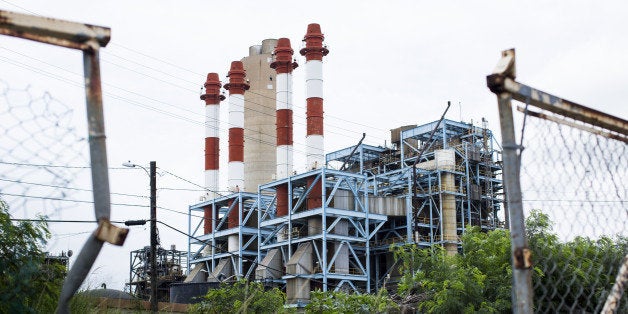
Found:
<box><xmin>488</xmin><ymin>49</ymin><xmax>627</xmax><ymax>313</ymax></box>
<box><xmin>519</xmin><ymin>107</ymin><xmax>627</xmax><ymax>313</ymax></box>
<box><xmin>0</xmin><ymin>78</ymin><xmax>88</xmax><ymax>219</ymax></box>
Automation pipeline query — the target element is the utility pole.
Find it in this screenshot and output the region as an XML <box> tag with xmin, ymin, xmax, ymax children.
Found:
<box><xmin>150</xmin><ymin>161</ymin><xmax>157</xmax><ymax>313</ymax></box>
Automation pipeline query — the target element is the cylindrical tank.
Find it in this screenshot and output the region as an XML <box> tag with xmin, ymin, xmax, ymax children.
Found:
<box><xmin>436</xmin><ymin>149</ymin><xmax>457</xmax><ymax>255</ymax></box>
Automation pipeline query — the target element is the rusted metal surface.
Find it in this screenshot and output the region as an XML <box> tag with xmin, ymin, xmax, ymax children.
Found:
<box><xmin>496</xmin><ymin>92</ymin><xmax>534</xmax><ymax>314</ymax></box>
<box><xmin>516</xmin><ymin>106</ymin><xmax>628</xmax><ymax>143</ymax></box>
<box><xmin>94</xmin><ymin>219</ymin><xmax>129</xmax><ymax>245</ymax></box>
<box><xmin>488</xmin><ymin>49</ymin><xmax>534</xmax><ymax>313</ymax></box>
<box><xmin>487</xmin><ymin>48</ymin><xmax>627</xmax><ymax>136</ymax></box>
<box><xmin>0</xmin><ymin>9</ymin><xmax>110</xmax><ymax>50</ymax></box>
<box><xmin>513</xmin><ymin>248</ymin><xmax>533</xmax><ymax>269</ymax></box>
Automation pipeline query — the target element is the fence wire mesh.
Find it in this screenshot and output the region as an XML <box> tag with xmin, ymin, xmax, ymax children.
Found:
<box><xmin>0</xmin><ymin>77</ymin><xmax>87</xmax><ymax>219</ymax></box>
<box><xmin>515</xmin><ymin>107</ymin><xmax>627</xmax><ymax>313</ymax></box>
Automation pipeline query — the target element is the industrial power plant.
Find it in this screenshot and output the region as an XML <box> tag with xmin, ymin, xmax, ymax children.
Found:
<box><xmin>178</xmin><ymin>23</ymin><xmax>503</xmax><ymax>306</ymax></box>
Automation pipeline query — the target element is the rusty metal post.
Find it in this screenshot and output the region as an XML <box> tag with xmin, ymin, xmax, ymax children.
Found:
<box><xmin>497</xmin><ymin>92</ymin><xmax>533</xmax><ymax>314</ymax></box>
<box><xmin>488</xmin><ymin>49</ymin><xmax>533</xmax><ymax>314</ymax></box>
<box><xmin>57</xmin><ymin>46</ymin><xmax>115</xmax><ymax>314</ymax></box>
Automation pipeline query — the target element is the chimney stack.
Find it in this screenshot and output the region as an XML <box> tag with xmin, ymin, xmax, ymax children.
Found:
<box><xmin>271</xmin><ymin>38</ymin><xmax>298</xmax><ymax>218</ymax></box>
<box><xmin>301</xmin><ymin>23</ymin><xmax>328</xmax><ymax>171</ymax></box>
<box><xmin>301</xmin><ymin>23</ymin><xmax>329</xmax><ymax>211</ymax></box>
<box><xmin>201</xmin><ymin>73</ymin><xmax>224</xmax><ymax>234</ymax></box>
<box><xmin>224</xmin><ymin>61</ymin><xmax>249</xmax><ymax>230</ymax></box>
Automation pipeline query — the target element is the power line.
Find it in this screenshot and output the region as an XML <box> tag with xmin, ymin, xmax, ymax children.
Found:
<box><xmin>0</xmin><ymin>46</ymin><xmax>382</xmax><ymax>145</ymax></box>
<box><xmin>0</xmin><ymin>54</ymin><xmax>318</xmax><ymax>155</ymax></box>
<box><xmin>0</xmin><ymin>0</ymin><xmax>390</xmax><ymax>139</ymax></box>
<box><xmin>0</xmin><ymin>160</ymin><xmax>226</xmax><ymax>197</ymax></box>
<box><xmin>10</xmin><ymin>218</ymin><xmax>125</xmax><ymax>224</ymax></box>
<box><xmin>0</xmin><ymin>177</ymin><xmax>148</xmax><ymax>198</ymax></box>
<box><xmin>0</xmin><ymin>192</ymin><xmax>147</xmax><ymax>208</ymax></box>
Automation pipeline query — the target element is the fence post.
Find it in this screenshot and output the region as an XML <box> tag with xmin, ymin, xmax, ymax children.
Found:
<box><xmin>497</xmin><ymin>92</ymin><xmax>534</xmax><ymax>313</ymax></box>
<box><xmin>488</xmin><ymin>49</ymin><xmax>534</xmax><ymax>313</ymax></box>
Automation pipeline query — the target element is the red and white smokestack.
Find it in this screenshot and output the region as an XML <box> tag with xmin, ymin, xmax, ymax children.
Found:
<box><xmin>201</xmin><ymin>73</ymin><xmax>225</xmax><ymax>234</ymax></box>
<box><xmin>301</xmin><ymin>24</ymin><xmax>328</xmax><ymax>212</ymax></box>
<box><xmin>271</xmin><ymin>38</ymin><xmax>298</xmax><ymax>218</ymax></box>
<box><xmin>301</xmin><ymin>23</ymin><xmax>328</xmax><ymax>171</ymax></box>
<box><xmin>224</xmin><ymin>61</ymin><xmax>249</xmax><ymax>234</ymax></box>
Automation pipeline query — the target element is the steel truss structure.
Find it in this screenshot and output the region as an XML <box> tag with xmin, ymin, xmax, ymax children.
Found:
<box><xmin>127</xmin><ymin>246</ymin><xmax>186</xmax><ymax>301</ymax></box>
<box><xmin>187</xmin><ymin>118</ymin><xmax>503</xmax><ymax>301</ymax></box>
<box><xmin>188</xmin><ymin>192</ymin><xmax>273</xmax><ymax>281</ymax></box>
<box><xmin>257</xmin><ymin>168</ymin><xmax>387</xmax><ymax>296</ymax></box>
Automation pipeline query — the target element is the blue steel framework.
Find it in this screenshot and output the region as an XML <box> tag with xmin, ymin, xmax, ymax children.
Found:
<box><xmin>326</xmin><ymin>119</ymin><xmax>503</xmax><ymax>289</ymax></box>
<box><xmin>187</xmin><ymin>118</ymin><xmax>502</xmax><ymax>298</ymax></box>
<box><xmin>257</xmin><ymin>168</ymin><xmax>388</xmax><ymax>293</ymax></box>
<box><xmin>188</xmin><ymin>192</ymin><xmax>274</xmax><ymax>280</ymax></box>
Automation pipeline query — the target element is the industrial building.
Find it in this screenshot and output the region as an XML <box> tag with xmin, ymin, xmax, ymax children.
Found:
<box><xmin>185</xmin><ymin>23</ymin><xmax>503</xmax><ymax>306</ymax></box>
<box><xmin>127</xmin><ymin>245</ymin><xmax>187</xmax><ymax>302</ymax></box>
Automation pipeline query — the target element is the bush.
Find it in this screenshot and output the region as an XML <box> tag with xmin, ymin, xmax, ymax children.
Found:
<box><xmin>190</xmin><ymin>279</ymin><xmax>289</xmax><ymax>314</ymax></box>
<box><xmin>0</xmin><ymin>199</ymin><xmax>65</xmax><ymax>313</ymax></box>
<box><xmin>306</xmin><ymin>290</ymin><xmax>398</xmax><ymax>314</ymax></box>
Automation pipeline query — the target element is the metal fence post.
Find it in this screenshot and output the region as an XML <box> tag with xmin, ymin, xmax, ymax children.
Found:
<box><xmin>497</xmin><ymin>92</ymin><xmax>534</xmax><ymax>313</ymax></box>
<box><xmin>488</xmin><ymin>49</ymin><xmax>534</xmax><ymax>313</ymax></box>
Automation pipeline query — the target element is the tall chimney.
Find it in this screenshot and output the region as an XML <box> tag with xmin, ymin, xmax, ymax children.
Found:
<box><xmin>224</xmin><ymin>61</ymin><xmax>249</xmax><ymax>251</ymax></box>
<box><xmin>301</xmin><ymin>23</ymin><xmax>328</xmax><ymax>171</ymax></box>
<box><xmin>271</xmin><ymin>38</ymin><xmax>298</xmax><ymax>219</ymax></box>
<box><xmin>201</xmin><ymin>73</ymin><xmax>224</xmax><ymax>234</ymax></box>
<box><xmin>301</xmin><ymin>23</ymin><xmax>329</xmax><ymax>212</ymax></box>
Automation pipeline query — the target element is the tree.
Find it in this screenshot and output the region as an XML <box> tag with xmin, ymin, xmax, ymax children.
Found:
<box><xmin>392</xmin><ymin>211</ymin><xmax>627</xmax><ymax>313</ymax></box>
<box><xmin>392</xmin><ymin>228</ymin><xmax>512</xmax><ymax>313</ymax></box>
<box><xmin>0</xmin><ymin>199</ymin><xmax>65</xmax><ymax>314</ymax></box>
<box><xmin>526</xmin><ymin>210</ymin><xmax>627</xmax><ymax>313</ymax></box>
<box><xmin>190</xmin><ymin>279</ymin><xmax>289</xmax><ymax>314</ymax></box>
<box><xmin>306</xmin><ymin>289</ymin><xmax>398</xmax><ymax>314</ymax></box>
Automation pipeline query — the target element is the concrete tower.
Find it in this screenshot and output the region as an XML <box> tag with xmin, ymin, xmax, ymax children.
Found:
<box><xmin>242</xmin><ymin>39</ymin><xmax>278</xmax><ymax>193</ymax></box>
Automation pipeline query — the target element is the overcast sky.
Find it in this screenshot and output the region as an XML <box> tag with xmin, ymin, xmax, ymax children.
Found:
<box><xmin>1</xmin><ymin>0</ymin><xmax>627</xmax><ymax>290</ymax></box>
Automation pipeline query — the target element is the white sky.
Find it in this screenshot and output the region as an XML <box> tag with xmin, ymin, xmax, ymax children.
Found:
<box><xmin>1</xmin><ymin>0</ymin><xmax>627</xmax><ymax>290</ymax></box>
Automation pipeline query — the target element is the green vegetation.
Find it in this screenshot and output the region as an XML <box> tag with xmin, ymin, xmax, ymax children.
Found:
<box><xmin>190</xmin><ymin>279</ymin><xmax>289</xmax><ymax>314</ymax></box>
<box><xmin>391</xmin><ymin>210</ymin><xmax>626</xmax><ymax>313</ymax></box>
<box><xmin>305</xmin><ymin>289</ymin><xmax>398</xmax><ymax>313</ymax></box>
<box><xmin>526</xmin><ymin>210</ymin><xmax>627</xmax><ymax>312</ymax></box>
<box><xmin>392</xmin><ymin>227</ymin><xmax>511</xmax><ymax>313</ymax></box>
<box><xmin>0</xmin><ymin>199</ymin><xmax>65</xmax><ymax>313</ymax></box>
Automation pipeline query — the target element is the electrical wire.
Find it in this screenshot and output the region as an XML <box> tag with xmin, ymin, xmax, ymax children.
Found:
<box><xmin>0</xmin><ymin>192</ymin><xmax>147</xmax><ymax>207</ymax></box>
<box><xmin>0</xmin><ymin>177</ymin><xmax>148</xmax><ymax>198</ymax></box>
<box><xmin>10</xmin><ymin>218</ymin><xmax>125</xmax><ymax>224</ymax></box>
<box><xmin>0</xmin><ymin>46</ymin><xmax>383</xmax><ymax>146</ymax></box>
<box><xmin>0</xmin><ymin>0</ymin><xmax>390</xmax><ymax>140</ymax></box>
